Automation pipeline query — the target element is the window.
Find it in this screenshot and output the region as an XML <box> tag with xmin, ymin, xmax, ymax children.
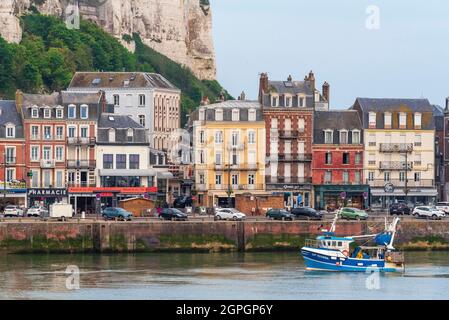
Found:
<box><xmin>231</xmin><ymin>132</ymin><xmax>239</xmax><ymax>147</ymax></box>
<box><xmin>6</xmin><ymin>168</ymin><xmax>14</xmax><ymax>182</ymax></box>
<box><xmin>56</xmin><ymin>171</ymin><xmax>64</xmax><ymax>188</ymax></box>
<box><xmin>231</xmin><ymin>152</ymin><xmax>238</xmax><ymax>165</ymax></box>
<box><xmin>56</xmin><ymin>126</ymin><xmax>64</xmax><ymax>140</ymax></box>
<box><xmin>116</xmin><ymin>154</ymin><xmax>126</xmax><ymax>169</ymax></box>
<box><xmin>414</xmin><ymin>113</ymin><xmax>422</xmax><ymax>128</ymax></box>
<box><xmin>68</xmin><ymin>105</ymin><xmax>76</xmax><ymax>119</ymax></box>
<box><xmin>248</xmin><ymin>109</ymin><xmax>257</xmax><ymax>121</ymax></box>
<box><xmin>399</xmin><ymin>171</ymin><xmax>406</xmax><ymax>182</ymax></box>
<box><xmin>68</xmin><ymin>127</ymin><xmax>76</xmax><ymax>138</ymax></box>
<box><xmin>215</xmin><ymin>109</ymin><xmax>223</xmax><ymax>121</ymax></box>
<box><xmin>199</xmin><ymin>150</ymin><xmax>205</xmax><ymax>164</ymax></box>
<box><xmin>113</xmin><ymin>95</ymin><xmax>120</xmax><ymax>106</ymax></box>
<box><xmin>231</xmin><ymin>174</ymin><xmax>239</xmax><ymax>185</ymax></box>
<box><xmin>343</xmin><ymin>172</ymin><xmax>349</xmax><ymax>184</ymax></box>
<box><xmin>127</xmin><ymin>129</ymin><xmax>134</xmax><ymax>142</ymax></box>
<box><xmin>352</xmin><ymin>130</ymin><xmax>360</xmax><ymax>144</ymax></box>
<box><xmin>324</xmin><ymin>171</ymin><xmax>332</xmax><ymax>183</ymax></box>
<box><xmin>44</xmin><ymin>108</ymin><xmax>51</xmax><ymax>119</ymax></box>
<box><xmin>384</xmin><ymin>172</ymin><xmax>391</xmax><ymax>182</ymax></box>
<box><xmin>299</xmin><ymin>96</ymin><xmax>305</xmax><ymax>107</ymax></box>
<box><xmin>215</xmin><ymin>152</ymin><xmax>222</xmax><ymax>165</ymax></box>
<box><xmin>199</xmin><ymin>130</ymin><xmax>205</xmax><ymax>144</ymax></box>
<box><xmin>80</xmin><ymin>127</ymin><xmax>88</xmax><ymax>138</ymax></box>
<box><xmin>139</xmin><ymin>115</ymin><xmax>146</xmax><ymax>127</ymax></box>
<box><xmin>215</xmin><ymin>131</ymin><xmax>223</xmax><ymax>144</ymax></box>
<box><xmin>285</xmin><ymin>96</ymin><xmax>291</xmax><ymax>107</ymax></box>
<box><xmin>31</xmin><ymin>126</ymin><xmax>39</xmax><ymax>139</ymax></box>
<box><xmin>31</xmin><ymin>108</ymin><xmax>39</xmax><ymax>118</ymax></box>
<box><xmin>139</xmin><ymin>94</ymin><xmax>146</xmax><ymax>107</ymax></box>
<box><xmin>384</xmin><ymin>112</ymin><xmax>392</xmax><ymax>128</ymax></box>
<box><xmin>355</xmin><ymin>153</ymin><xmax>361</xmax><ymax>165</ymax></box>
<box><xmin>369</xmin><ymin>112</ymin><xmax>376</xmax><ymax>127</ymax></box>
<box><xmin>5</xmin><ymin>147</ymin><xmax>14</xmax><ymax>164</ymax></box>
<box><xmin>272</xmin><ymin>96</ymin><xmax>278</xmax><ymax>107</ymax></box>
<box><xmin>248</xmin><ymin>174</ymin><xmax>255</xmax><ymax>185</ymax></box>
<box><xmin>368</xmin><ymin>172</ymin><xmax>374</xmax><ymax>181</ymax></box>
<box><xmin>354</xmin><ymin>172</ymin><xmax>361</xmax><ymax>184</ymax></box>
<box><xmin>31</xmin><ymin>146</ymin><xmax>39</xmax><ymax>161</ymax></box>
<box><xmin>343</xmin><ymin>153</ymin><xmax>350</xmax><ymax>165</ymax></box>
<box><xmin>103</xmin><ymin>154</ymin><xmax>113</xmax><ymax>169</ymax></box>
<box><xmin>298</xmin><ymin>118</ymin><xmax>305</xmax><ymax>131</ymax></box>
<box><xmin>415</xmin><ymin>134</ymin><xmax>422</xmax><ymax>146</ymax></box>
<box><xmin>43</xmin><ymin>126</ymin><xmax>52</xmax><ymax>140</ymax></box>
<box><xmin>399</xmin><ymin>112</ymin><xmax>407</xmax><ymax>128</ymax></box>
<box><xmin>248</xmin><ymin>131</ymin><xmax>256</xmax><ymax>144</ymax></box>
<box><xmin>368</xmin><ymin>153</ymin><xmax>376</xmax><ymax>165</ymax></box>
<box><xmin>129</xmin><ymin>155</ymin><xmax>140</xmax><ymax>169</ymax></box>
<box><xmin>43</xmin><ymin>146</ymin><xmax>51</xmax><ymax>160</ymax></box>
<box><xmin>368</xmin><ymin>133</ymin><xmax>376</xmax><ymax>146</ymax></box>
<box><xmin>56</xmin><ymin>108</ymin><xmax>63</xmax><ymax>119</ymax></box>
<box><xmin>414</xmin><ymin>172</ymin><xmax>421</xmax><ymax>182</ymax></box>
<box><xmin>68</xmin><ymin>172</ymin><xmax>75</xmax><ymax>184</ymax></box>
<box><xmin>232</xmin><ymin>109</ymin><xmax>240</xmax><ymax>121</ymax></box>
<box><xmin>108</xmin><ymin>129</ymin><xmax>115</xmax><ymax>142</ymax></box>
<box><xmin>415</xmin><ymin>153</ymin><xmax>422</xmax><ymax>166</ymax></box>
<box><xmin>55</xmin><ymin>146</ymin><xmax>64</xmax><ymax>161</ymax></box>
<box><xmin>31</xmin><ymin>170</ymin><xmax>39</xmax><ymax>188</ymax></box>
<box><xmin>325</xmin><ymin>152</ymin><xmax>332</xmax><ymax>165</ymax></box>
<box><xmin>43</xmin><ymin>170</ymin><xmax>51</xmax><ymax>187</ymax></box>
<box><xmin>339</xmin><ymin>130</ymin><xmax>348</xmax><ymax>144</ymax></box>
<box><xmin>215</xmin><ymin>174</ymin><xmax>222</xmax><ymax>185</ymax></box>
<box><xmin>199</xmin><ymin>108</ymin><xmax>205</xmax><ymax>121</ymax></box>
<box><xmin>80</xmin><ymin>105</ymin><xmax>88</xmax><ymax>119</ymax></box>
<box><xmin>199</xmin><ymin>174</ymin><xmax>205</xmax><ymax>185</ymax></box>
<box><xmin>6</xmin><ymin>125</ymin><xmax>15</xmax><ymax>138</ymax></box>
<box><xmin>324</xmin><ymin>130</ymin><xmax>333</xmax><ymax>144</ymax></box>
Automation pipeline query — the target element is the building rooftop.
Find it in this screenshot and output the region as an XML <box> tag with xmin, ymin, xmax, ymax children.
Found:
<box><xmin>268</xmin><ymin>80</ymin><xmax>314</xmax><ymax>96</ymax></box>
<box><xmin>314</xmin><ymin>110</ymin><xmax>362</xmax><ymax>131</ymax></box>
<box><xmin>0</xmin><ymin>100</ymin><xmax>24</xmax><ymax>139</ymax></box>
<box><xmin>68</xmin><ymin>72</ymin><xmax>179</xmax><ymax>91</ymax></box>
<box><xmin>355</xmin><ymin>98</ymin><xmax>434</xmax><ymax>113</ymax></box>
<box><xmin>201</xmin><ymin>100</ymin><xmax>261</xmax><ymax>110</ymax></box>
<box><xmin>61</xmin><ymin>91</ymin><xmax>103</xmax><ymax>104</ymax></box>
<box><xmin>98</xmin><ymin>113</ymin><xmax>144</xmax><ymax>129</ymax></box>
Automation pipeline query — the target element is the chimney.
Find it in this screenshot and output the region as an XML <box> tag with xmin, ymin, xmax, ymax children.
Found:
<box><xmin>201</xmin><ymin>96</ymin><xmax>210</xmax><ymax>106</ymax></box>
<box><xmin>15</xmin><ymin>90</ymin><xmax>23</xmax><ymax>116</ymax></box>
<box><xmin>258</xmin><ymin>73</ymin><xmax>269</xmax><ymax>103</ymax></box>
<box><xmin>322</xmin><ymin>81</ymin><xmax>330</xmax><ymax>105</ymax></box>
<box><xmin>308</xmin><ymin>70</ymin><xmax>316</xmax><ymax>92</ymax></box>
<box><xmin>446</xmin><ymin>97</ymin><xmax>449</xmax><ymax>111</ymax></box>
<box><xmin>218</xmin><ymin>90</ymin><xmax>225</xmax><ymax>102</ymax></box>
<box><xmin>239</xmin><ymin>91</ymin><xmax>246</xmax><ymax>101</ymax></box>
<box><xmin>99</xmin><ymin>90</ymin><xmax>107</xmax><ymax>113</ymax></box>
<box><xmin>287</xmin><ymin>75</ymin><xmax>292</xmax><ymax>82</ymax></box>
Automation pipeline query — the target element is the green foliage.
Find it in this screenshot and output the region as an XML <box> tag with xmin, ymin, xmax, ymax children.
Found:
<box><xmin>0</xmin><ymin>13</ymin><xmax>231</xmax><ymax>123</ymax></box>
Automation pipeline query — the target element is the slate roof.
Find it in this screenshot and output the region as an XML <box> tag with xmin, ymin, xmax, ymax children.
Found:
<box><xmin>97</xmin><ymin>113</ymin><xmax>149</xmax><ymax>145</ymax></box>
<box><xmin>61</xmin><ymin>91</ymin><xmax>102</xmax><ymax>104</ymax></box>
<box><xmin>313</xmin><ymin>110</ymin><xmax>363</xmax><ymax>144</ymax></box>
<box><xmin>98</xmin><ymin>114</ymin><xmax>144</xmax><ymax>129</ymax></box>
<box><xmin>68</xmin><ymin>72</ymin><xmax>179</xmax><ymax>91</ymax></box>
<box><xmin>268</xmin><ymin>80</ymin><xmax>314</xmax><ymax>95</ymax></box>
<box><xmin>433</xmin><ymin>105</ymin><xmax>444</xmax><ymax>131</ymax></box>
<box><xmin>0</xmin><ymin>100</ymin><xmax>24</xmax><ymax>139</ymax></box>
<box><xmin>189</xmin><ymin>100</ymin><xmax>264</xmax><ymax>123</ymax></box>
<box><xmin>21</xmin><ymin>92</ymin><xmax>61</xmax><ymax>107</ymax></box>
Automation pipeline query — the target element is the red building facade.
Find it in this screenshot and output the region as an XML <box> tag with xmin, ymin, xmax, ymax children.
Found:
<box><xmin>312</xmin><ymin>110</ymin><xmax>368</xmax><ymax>210</ymax></box>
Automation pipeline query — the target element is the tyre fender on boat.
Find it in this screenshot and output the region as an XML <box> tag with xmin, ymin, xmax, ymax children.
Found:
<box><xmin>342</xmin><ymin>250</ymin><xmax>349</xmax><ymax>257</ymax></box>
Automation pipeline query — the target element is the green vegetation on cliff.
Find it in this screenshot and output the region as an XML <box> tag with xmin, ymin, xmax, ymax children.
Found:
<box><xmin>0</xmin><ymin>14</ymin><xmax>231</xmax><ymax>123</ymax></box>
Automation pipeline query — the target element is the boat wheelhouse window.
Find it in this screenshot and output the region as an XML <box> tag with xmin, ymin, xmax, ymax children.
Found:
<box><xmin>327</xmin><ymin>241</ymin><xmax>331</xmax><ymax>246</ymax></box>
<box><xmin>338</xmin><ymin>241</ymin><xmax>342</xmax><ymax>246</ymax></box>
<box><xmin>332</xmin><ymin>241</ymin><xmax>336</xmax><ymax>247</ymax></box>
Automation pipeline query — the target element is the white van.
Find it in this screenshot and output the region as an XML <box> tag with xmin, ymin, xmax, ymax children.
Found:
<box><xmin>436</xmin><ymin>202</ymin><xmax>449</xmax><ymax>214</ymax></box>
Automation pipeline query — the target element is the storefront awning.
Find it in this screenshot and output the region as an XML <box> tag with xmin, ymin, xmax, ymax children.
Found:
<box><xmin>99</xmin><ymin>169</ymin><xmax>156</xmax><ymax>177</ymax></box>
<box><xmin>371</xmin><ymin>188</ymin><xmax>438</xmax><ymax>197</ymax></box>
<box><xmin>157</xmin><ymin>172</ymin><xmax>174</xmax><ymax>179</ymax></box>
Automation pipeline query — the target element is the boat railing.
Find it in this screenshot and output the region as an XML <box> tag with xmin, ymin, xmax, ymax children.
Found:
<box><xmin>304</xmin><ymin>239</ymin><xmax>321</xmax><ymax>248</ymax></box>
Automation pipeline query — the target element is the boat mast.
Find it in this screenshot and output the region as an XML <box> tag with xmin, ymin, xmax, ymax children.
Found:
<box><xmin>329</xmin><ymin>213</ymin><xmax>339</xmax><ymax>233</ymax></box>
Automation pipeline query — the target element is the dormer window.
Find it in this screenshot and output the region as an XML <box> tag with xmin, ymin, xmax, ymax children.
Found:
<box><xmin>108</xmin><ymin>128</ymin><xmax>116</xmax><ymax>142</ymax></box>
<box><xmin>399</xmin><ymin>112</ymin><xmax>407</xmax><ymax>128</ymax></box>
<box><xmin>414</xmin><ymin>112</ymin><xmax>422</xmax><ymax>129</ymax></box>
<box><xmin>248</xmin><ymin>108</ymin><xmax>256</xmax><ymax>121</ymax></box>
<box><xmin>352</xmin><ymin>130</ymin><xmax>361</xmax><ymax>144</ymax></box>
<box><xmin>285</xmin><ymin>95</ymin><xmax>292</xmax><ymax>107</ymax></box>
<box><xmin>369</xmin><ymin>112</ymin><xmax>376</xmax><ymax>128</ymax></box>
<box><xmin>324</xmin><ymin>130</ymin><xmax>333</xmax><ymax>144</ymax></box>
<box><xmin>31</xmin><ymin>107</ymin><xmax>39</xmax><ymax>118</ymax></box>
<box><xmin>232</xmin><ymin>109</ymin><xmax>240</xmax><ymax>121</ymax></box>
<box><xmin>199</xmin><ymin>107</ymin><xmax>205</xmax><ymax>121</ymax></box>
<box><xmin>80</xmin><ymin>104</ymin><xmax>88</xmax><ymax>119</ymax></box>
<box><xmin>272</xmin><ymin>95</ymin><xmax>278</xmax><ymax>107</ymax></box>
<box><xmin>384</xmin><ymin>112</ymin><xmax>392</xmax><ymax>128</ymax></box>
<box><xmin>215</xmin><ymin>108</ymin><xmax>223</xmax><ymax>121</ymax></box>
<box><xmin>5</xmin><ymin>124</ymin><xmax>15</xmax><ymax>138</ymax></box>
<box><xmin>56</xmin><ymin>107</ymin><xmax>63</xmax><ymax>119</ymax></box>
<box><xmin>43</xmin><ymin>108</ymin><xmax>51</xmax><ymax>119</ymax></box>
<box><xmin>339</xmin><ymin>130</ymin><xmax>348</xmax><ymax>144</ymax></box>
<box><xmin>68</xmin><ymin>104</ymin><xmax>76</xmax><ymax>119</ymax></box>
<box><xmin>127</xmin><ymin>128</ymin><xmax>134</xmax><ymax>142</ymax></box>
<box><xmin>298</xmin><ymin>96</ymin><xmax>305</xmax><ymax>107</ymax></box>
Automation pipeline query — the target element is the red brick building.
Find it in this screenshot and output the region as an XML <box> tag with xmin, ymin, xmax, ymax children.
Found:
<box><xmin>312</xmin><ymin>110</ymin><xmax>368</xmax><ymax>210</ymax></box>
<box><xmin>0</xmin><ymin>100</ymin><xmax>27</xmax><ymax>208</ymax></box>
<box><xmin>259</xmin><ymin>72</ymin><xmax>329</xmax><ymax>208</ymax></box>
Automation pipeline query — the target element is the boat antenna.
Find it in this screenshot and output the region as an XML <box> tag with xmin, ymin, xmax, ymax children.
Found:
<box><xmin>329</xmin><ymin>213</ymin><xmax>339</xmax><ymax>233</ymax></box>
<box><xmin>387</xmin><ymin>217</ymin><xmax>400</xmax><ymax>250</ymax></box>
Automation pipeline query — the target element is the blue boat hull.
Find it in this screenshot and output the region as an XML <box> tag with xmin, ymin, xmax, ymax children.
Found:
<box><xmin>301</xmin><ymin>248</ymin><xmax>401</xmax><ymax>272</ymax></box>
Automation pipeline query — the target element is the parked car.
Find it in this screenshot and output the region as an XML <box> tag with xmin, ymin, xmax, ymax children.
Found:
<box><xmin>266</xmin><ymin>209</ymin><xmax>294</xmax><ymax>221</ymax></box>
<box><xmin>436</xmin><ymin>202</ymin><xmax>449</xmax><ymax>214</ymax></box>
<box><xmin>412</xmin><ymin>206</ymin><xmax>445</xmax><ymax>220</ymax></box>
<box><xmin>215</xmin><ymin>208</ymin><xmax>246</xmax><ymax>221</ymax></box>
<box><xmin>173</xmin><ymin>196</ymin><xmax>193</xmax><ymax>208</ymax></box>
<box><xmin>159</xmin><ymin>208</ymin><xmax>188</xmax><ymax>221</ymax></box>
<box><xmin>27</xmin><ymin>206</ymin><xmax>47</xmax><ymax>217</ymax></box>
<box><xmin>389</xmin><ymin>202</ymin><xmax>411</xmax><ymax>215</ymax></box>
<box><xmin>3</xmin><ymin>205</ymin><xmax>24</xmax><ymax>217</ymax></box>
<box><xmin>339</xmin><ymin>207</ymin><xmax>368</xmax><ymax>220</ymax></box>
<box><xmin>291</xmin><ymin>207</ymin><xmax>323</xmax><ymax>220</ymax></box>
<box><xmin>102</xmin><ymin>207</ymin><xmax>133</xmax><ymax>221</ymax></box>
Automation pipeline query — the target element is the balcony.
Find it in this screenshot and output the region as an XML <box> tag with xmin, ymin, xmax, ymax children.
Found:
<box><xmin>278</xmin><ymin>130</ymin><xmax>299</xmax><ymax>139</ymax></box>
<box><xmin>226</xmin><ymin>143</ymin><xmax>245</xmax><ymax>151</ymax></box>
<box><xmin>265</xmin><ymin>176</ymin><xmax>312</xmax><ymax>184</ymax></box>
<box><xmin>321</xmin><ymin>179</ymin><xmax>363</xmax><ymax>185</ymax></box>
<box><xmin>213</xmin><ymin>163</ymin><xmax>260</xmax><ymax>171</ymax></box>
<box><xmin>367</xmin><ymin>179</ymin><xmax>434</xmax><ymax>188</ymax></box>
<box><xmin>67</xmin><ymin>137</ymin><xmax>96</xmax><ymax>146</ymax></box>
<box><xmin>278</xmin><ymin>153</ymin><xmax>312</xmax><ymax>162</ymax></box>
<box><xmin>67</xmin><ymin>160</ymin><xmax>96</xmax><ymax>169</ymax></box>
<box><xmin>379</xmin><ymin>161</ymin><xmax>413</xmax><ymax>170</ymax></box>
<box><xmin>208</xmin><ymin>184</ymin><xmax>264</xmax><ymax>191</ymax></box>
<box><xmin>40</xmin><ymin>159</ymin><xmax>55</xmax><ymax>168</ymax></box>
<box><xmin>67</xmin><ymin>181</ymin><xmax>97</xmax><ymax>188</ymax></box>
<box><xmin>379</xmin><ymin>143</ymin><xmax>413</xmax><ymax>153</ymax></box>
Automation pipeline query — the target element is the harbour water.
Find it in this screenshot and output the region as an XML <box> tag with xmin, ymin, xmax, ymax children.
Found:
<box><xmin>0</xmin><ymin>252</ymin><xmax>449</xmax><ymax>300</ymax></box>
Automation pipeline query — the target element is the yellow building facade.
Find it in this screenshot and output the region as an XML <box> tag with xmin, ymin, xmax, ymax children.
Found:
<box><xmin>191</xmin><ymin>101</ymin><xmax>266</xmax><ymax>207</ymax></box>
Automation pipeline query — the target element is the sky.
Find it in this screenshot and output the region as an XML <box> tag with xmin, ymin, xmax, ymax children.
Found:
<box><xmin>211</xmin><ymin>0</ymin><xmax>449</xmax><ymax>108</ymax></box>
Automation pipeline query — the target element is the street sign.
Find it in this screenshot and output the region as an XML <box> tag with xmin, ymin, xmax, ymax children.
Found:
<box><xmin>96</xmin><ymin>193</ymin><xmax>101</xmax><ymax>200</ymax></box>
<box><xmin>384</xmin><ymin>183</ymin><xmax>395</xmax><ymax>193</ymax></box>
<box><xmin>144</xmin><ymin>192</ymin><xmax>149</xmax><ymax>199</ymax></box>
<box><xmin>363</xmin><ymin>192</ymin><xmax>368</xmax><ymax>200</ymax></box>
<box><xmin>340</xmin><ymin>192</ymin><xmax>347</xmax><ymax>200</ymax></box>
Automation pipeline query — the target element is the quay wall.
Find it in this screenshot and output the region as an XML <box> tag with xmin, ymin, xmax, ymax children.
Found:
<box><xmin>0</xmin><ymin>220</ymin><xmax>449</xmax><ymax>254</ymax></box>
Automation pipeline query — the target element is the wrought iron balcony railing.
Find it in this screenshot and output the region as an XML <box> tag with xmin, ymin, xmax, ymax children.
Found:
<box><xmin>379</xmin><ymin>143</ymin><xmax>413</xmax><ymax>153</ymax></box>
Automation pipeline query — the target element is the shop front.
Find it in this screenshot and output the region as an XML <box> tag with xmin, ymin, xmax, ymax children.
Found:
<box><xmin>68</xmin><ymin>187</ymin><xmax>158</xmax><ymax>215</ymax></box>
<box><xmin>0</xmin><ymin>181</ymin><xmax>27</xmax><ymax>208</ymax></box>
<box><xmin>266</xmin><ymin>183</ymin><xmax>313</xmax><ymax>208</ymax></box>
<box><xmin>314</xmin><ymin>184</ymin><xmax>370</xmax><ymax>211</ymax></box>
<box><xmin>27</xmin><ymin>188</ymin><xmax>68</xmax><ymax>208</ymax></box>
<box><xmin>370</xmin><ymin>186</ymin><xmax>438</xmax><ymax>209</ymax></box>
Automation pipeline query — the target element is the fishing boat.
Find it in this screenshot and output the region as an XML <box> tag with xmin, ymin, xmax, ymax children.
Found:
<box><xmin>300</xmin><ymin>215</ymin><xmax>404</xmax><ymax>272</ymax></box>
